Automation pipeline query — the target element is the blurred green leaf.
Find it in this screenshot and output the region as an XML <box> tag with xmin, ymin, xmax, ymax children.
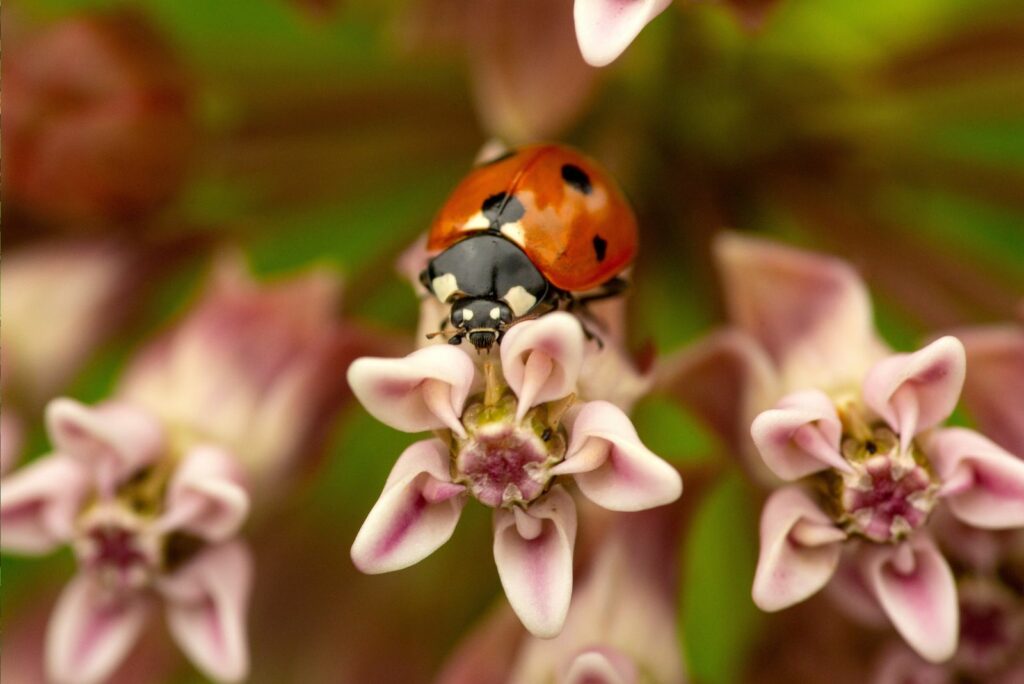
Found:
<box><xmin>681</xmin><ymin>473</ymin><xmax>762</xmax><ymax>684</ymax></box>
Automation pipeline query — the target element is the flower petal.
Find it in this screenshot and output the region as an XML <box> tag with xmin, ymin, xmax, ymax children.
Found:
<box><xmin>573</xmin><ymin>0</ymin><xmax>673</xmax><ymax>67</ymax></box>
<box><xmin>351</xmin><ymin>439</ymin><xmax>467</xmax><ymax>574</ymax></box>
<box><xmin>862</xmin><ymin>337</ymin><xmax>966</xmax><ymax>451</ymax></box>
<box><xmin>713</xmin><ymin>232</ymin><xmax>883</xmax><ymax>393</ymax></box>
<box><xmin>929</xmin><ymin>428</ymin><xmax>1024</xmax><ymax>528</ymax></box>
<box><xmin>751</xmin><ymin>389</ymin><xmax>851</xmax><ymax>480</ymax></box>
<box><xmin>861</xmin><ymin>535</ymin><xmax>958</xmax><ymax>663</ymax></box>
<box><xmin>500</xmin><ymin>312</ymin><xmax>585</xmax><ymax>422</ymax></box>
<box><xmin>493</xmin><ymin>486</ymin><xmax>577</xmax><ymax>638</ymax></box>
<box><xmin>347</xmin><ymin>346</ymin><xmax>475</xmax><ymax>437</ymax></box>
<box><xmin>752</xmin><ymin>486</ymin><xmax>846</xmax><ymax>611</ymax></box>
<box><xmin>1</xmin><ymin>454</ymin><xmax>90</xmax><ymax>554</ymax></box>
<box><xmin>552</xmin><ymin>400</ymin><xmax>681</xmax><ymax>511</ymax></box>
<box><xmin>46</xmin><ymin>573</ymin><xmax>149</xmax><ymax>684</ymax></box>
<box><xmin>956</xmin><ymin>325</ymin><xmax>1024</xmax><ymax>455</ymax></box>
<box><xmin>159</xmin><ymin>542</ymin><xmax>252</xmax><ymax>683</ymax></box>
<box><xmin>563</xmin><ymin>647</ymin><xmax>639</xmax><ymax>684</ymax></box>
<box><xmin>157</xmin><ymin>445</ymin><xmax>250</xmax><ymax>542</ymax></box>
<box><xmin>46</xmin><ymin>398</ymin><xmax>164</xmax><ymax>494</ymax></box>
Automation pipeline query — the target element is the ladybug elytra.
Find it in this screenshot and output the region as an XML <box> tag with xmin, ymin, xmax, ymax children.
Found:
<box><xmin>420</xmin><ymin>143</ymin><xmax>639</xmax><ymax>349</ymax></box>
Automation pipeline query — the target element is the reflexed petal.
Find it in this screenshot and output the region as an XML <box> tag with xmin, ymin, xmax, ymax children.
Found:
<box><xmin>46</xmin><ymin>574</ymin><xmax>149</xmax><ymax>684</ymax></box>
<box><xmin>468</xmin><ymin>0</ymin><xmax>598</xmax><ymax>142</ymax></box>
<box><xmin>351</xmin><ymin>439</ymin><xmax>467</xmax><ymax>573</ymax></box>
<box><xmin>500</xmin><ymin>312</ymin><xmax>585</xmax><ymax>421</ymax></box>
<box><xmin>157</xmin><ymin>445</ymin><xmax>250</xmax><ymax>542</ymax></box>
<box><xmin>46</xmin><ymin>398</ymin><xmax>164</xmax><ymax>494</ymax></box>
<box><xmin>751</xmin><ymin>389</ymin><xmax>851</xmax><ymax>480</ymax></box>
<box><xmin>862</xmin><ymin>337</ymin><xmax>966</xmax><ymax>451</ymax></box>
<box><xmin>657</xmin><ymin>328</ymin><xmax>779</xmax><ymax>483</ymax></box>
<box><xmin>563</xmin><ymin>647</ymin><xmax>639</xmax><ymax>684</ymax></box>
<box><xmin>713</xmin><ymin>232</ymin><xmax>883</xmax><ymax>393</ymax></box>
<box><xmin>573</xmin><ymin>0</ymin><xmax>673</xmax><ymax>67</ymax></box>
<box><xmin>861</xmin><ymin>536</ymin><xmax>958</xmax><ymax>663</ymax></box>
<box><xmin>159</xmin><ymin>542</ymin><xmax>252</xmax><ymax>683</ymax></box>
<box><xmin>1</xmin><ymin>454</ymin><xmax>90</xmax><ymax>554</ymax></box>
<box><xmin>552</xmin><ymin>400</ymin><xmax>681</xmax><ymax>511</ymax></box>
<box><xmin>493</xmin><ymin>486</ymin><xmax>577</xmax><ymax>637</ymax></box>
<box><xmin>347</xmin><ymin>346</ymin><xmax>475</xmax><ymax>436</ymax></box>
<box><xmin>870</xmin><ymin>644</ymin><xmax>949</xmax><ymax>684</ymax></box>
<box><xmin>752</xmin><ymin>486</ymin><xmax>846</xmax><ymax>611</ymax></box>
<box><xmin>956</xmin><ymin>325</ymin><xmax>1024</xmax><ymax>455</ymax></box>
<box><xmin>929</xmin><ymin>428</ymin><xmax>1024</xmax><ymax>528</ymax></box>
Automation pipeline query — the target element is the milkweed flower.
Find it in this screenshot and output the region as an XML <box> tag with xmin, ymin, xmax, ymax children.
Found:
<box><xmin>347</xmin><ymin>312</ymin><xmax>682</xmax><ymax>637</ymax></box>
<box><xmin>1</xmin><ymin>399</ymin><xmax>252</xmax><ymax>684</ymax></box>
<box><xmin>573</xmin><ymin>0</ymin><xmax>673</xmax><ymax>67</ymax></box>
<box><xmin>0</xmin><ymin>256</ymin><xmax>366</xmax><ymax>682</ymax></box>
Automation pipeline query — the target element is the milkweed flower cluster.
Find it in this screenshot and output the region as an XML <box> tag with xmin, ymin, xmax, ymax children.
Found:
<box><xmin>666</xmin><ymin>234</ymin><xmax>1024</xmax><ymax>665</ymax></box>
<box><xmin>347</xmin><ymin>311</ymin><xmax>682</xmax><ymax>636</ymax></box>
<box><xmin>0</xmin><ymin>257</ymin><xmax>363</xmax><ymax>683</ymax></box>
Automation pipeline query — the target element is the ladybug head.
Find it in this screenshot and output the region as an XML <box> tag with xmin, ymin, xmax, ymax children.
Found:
<box><xmin>449</xmin><ymin>297</ymin><xmax>512</xmax><ymax>350</ymax></box>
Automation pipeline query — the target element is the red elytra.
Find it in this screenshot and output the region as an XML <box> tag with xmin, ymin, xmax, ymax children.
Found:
<box><xmin>427</xmin><ymin>144</ymin><xmax>638</xmax><ymax>293</ymax></box>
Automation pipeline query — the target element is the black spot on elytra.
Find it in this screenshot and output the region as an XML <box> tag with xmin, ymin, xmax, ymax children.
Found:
<box><xmin>561</xmin><ymin>164</ymin><xmax>592</xmax><ymax>194</ymax></box>
<box><xmin>482</xmin><ymin>192</ymin><xmax>525</xmax><ymax>229</ymax></box>
<box><xmin>592</xmin><ymin>234</ymin><xmax>608</xmax><ymax>262</ymax></box>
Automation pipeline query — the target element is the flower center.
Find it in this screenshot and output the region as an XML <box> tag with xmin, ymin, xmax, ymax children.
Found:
<box><xmin>75</xmin><ymin>504</ymin><xmax>161</xmax><ymax>591</ymax></box>
<box><xmin>829</xmin><ymin>425</ymin><xmax>939</xmax><ymax>543</ymax></box>
<box><xmin>452</xmin><ymin>393</ymin><xmax>566</xmax><ymax>508</ymax></box>
<box><xmin>955</xmin><ymin>578</ymin><xmax>1024</xmax><ymax>676</ymax></box>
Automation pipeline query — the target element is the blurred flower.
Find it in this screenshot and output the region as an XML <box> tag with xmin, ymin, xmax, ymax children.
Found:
<box><xmin>4</xmin><ymin>10</ymin><xmax>193</xmax><ymax>227</ymax></box>
<box><xmin>117</xmin><ymin>255</ymin><xmax>377</xmax><ymax>494</ymax></box>
<box><xmin>573</xmin><ymin>0</ymin><xmax>672</xmax><ymax>67</ymax></box>
<box><xmin>0</xmin><ymin>398</ymin><xmax>252</xmax><ymax>683</ymax></box>
<box><xmin>1</xmin><ymin>240</ymin><xmax>153</xmax><ymax>470</ymax></box>
<box><xmin>953</xmin><ymin>313</ymin><xmax>1024</xmax><ymax>456</ymax></box>
<box><xmin>347</xmin><ymin>312</ymin><xmax>681</xmax><ymax>637</ymax></box>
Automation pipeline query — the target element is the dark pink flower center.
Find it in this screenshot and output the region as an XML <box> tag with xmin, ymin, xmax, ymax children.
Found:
<box><xmin>838</xmin><ymin>451</ymin><xmax>938</xmax><ymax>543</ymax></box>
<box><xmin>455</xmin><ymin>423</ymin><xmax>558</xmax><ymax>508</ymax></box>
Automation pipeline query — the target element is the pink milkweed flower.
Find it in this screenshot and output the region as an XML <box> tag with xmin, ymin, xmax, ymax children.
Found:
<box><xmin>115</xmin><ymin>254</ymin><xmax>376</xmax><ymax>495</ymax></box>
<box><xmin>347</xmin><ymin>312</ymin><xmax>682</xmax><ymax>637</ymax></box>
<box><xmin>0</xmin><ymin>398</ymin><xmax>252</xmax><ymax>684</ymax></box>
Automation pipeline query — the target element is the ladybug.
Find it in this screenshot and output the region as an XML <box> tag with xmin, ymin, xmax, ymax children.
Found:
<box><xmin>420</xmin><ymin>143</ymin><xmax>638</xmax><ymax>350</ymax></box>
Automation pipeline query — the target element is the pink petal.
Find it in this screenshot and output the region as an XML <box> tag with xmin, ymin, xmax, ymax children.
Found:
<box><xmin>752</xmin><ymin>486</ymin><xmax>846</xmax><ymax>611</ymax></box>
<box><xmin>713</xmin><ymin>232</ymin><xmax>882</xmax><ymax>392</ymax></box>
<box><xmin>351</xmin><ymin>439</ymin><xmax>467</xmax><ymax>573</ymax></box>
<box><xmin>158</xmin><ymin>542</ymin><xmax>252</xmax><ymax>683</ymax></box>
<box><xmin>862</xmin><ymin>337</ymin><xmax>966</xmax><ymax>451</ymax></box>
<box><xmin>861</xmin><ymin>535</ymin><xmax>958</xmax><ymax>663</ymax></box>
<box><xmin>467</xmin><ymin>0</ymin><xmax>598</xmax><ymax>142</ymax></box>
<box><xmin>46</xmin><ymin>573</ymin><xmax>149</xmax><ymax>684</ymax></box>
<box><xmin>956</xmin><ymin>325</ymin><xmax>1024</xmax><ymax>455</ymax></box>
<box><xmin>1</xmin><ymin>454</ymin><xmax>90</xmax><ymax>554</ymax></box>
<box><xmin>493</xmin><ymin>486</ymin><xmax>577</xmax><ymax>637</ymax></box>
<box><xmin>573</xmin><ymin>0</ymin><xmax>673</xmax><ymax>67</ymax></box>
<box><xmin>347</xmin><ymin>346</ymin><xmax>475</xmax><ymax>437</ymax></box>
<box><xmin>928</xmin><ymin>427</ymin><xmax>1024</xmax><ymax>528</ymax></box>
<box><xmin>500</xmin><ymin>313</ymin><xmax>585</xmax><ymax>422</ymax></box>
<box><xmin>46</xmin><ymin>398</ymin><xmax>164</xmax><ymax>494</ymax></box>
<box><xmin>552</xmin><ymin>401</ymin><xmax>682</xmax><ymax>511</ymax></box>
<box><xmin>750</xmin><ymin>389</ymin><xmax>852</xmax><ymax>480</ymax></box>
<box><xmin>563</xmin><ymin>647</ymin><xmax>639</xmax><ymax>684</ymax></box>
<box><xmin>157</xmin><ymin>445</ymin><xmax>250</xmax><ymax>542</ymax></box>
<box><xmin>871</xmin><ymin>644</ymin><xmax>949</xmax><ymax>684</ymax></box>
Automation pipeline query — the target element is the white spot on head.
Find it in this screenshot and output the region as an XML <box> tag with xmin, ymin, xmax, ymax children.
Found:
<box><xmin>499</xmin><ymin>222</ymin><xmax>527</xmax><ymax>248</ymax></box>
<box><xmin>503</xmin><ymin>285</ymin><xmax>537</xmax><ymax>317</ymax></box>
<box><xmin>431</xmin><ymin>273</ymin><xmax>459</xmax><ymax>302</ymax></box>
<box><xmin>490</xmin><ymin>307</ymin><xmax>501</xmax><ymax>320</ymax></box>
<box><xmin>463</xmin><ymin>211</ymin><xmax>491</xmax><ymax>231</ymax></box>
<box><xmin>462</xmin><ymin>308</ymin><xmax>474</xmax><ymax>321</ymax></box>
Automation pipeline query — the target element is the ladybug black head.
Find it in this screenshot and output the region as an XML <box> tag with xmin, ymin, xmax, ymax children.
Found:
<box><xmin>449</xmin><ymin>296</ymin><xmax>512</xmax><ymax>350</ymax></box>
